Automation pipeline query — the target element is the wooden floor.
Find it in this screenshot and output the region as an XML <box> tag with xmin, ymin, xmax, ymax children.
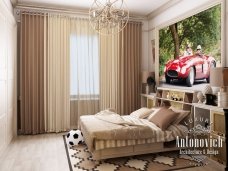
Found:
<box><xmin>0</xmin><ymin>133</ymin><xmax>69</xmax><ymax>171</ymax></box>
<box><xmin>0</xmin><ymin>133</ymin><xmax>225</xmax><ymax>171</ymax></box>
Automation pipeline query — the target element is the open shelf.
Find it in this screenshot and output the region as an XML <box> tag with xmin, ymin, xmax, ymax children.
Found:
<box><xmin>154</xmin><ymin>87</ymin><xmax>197</xmax><ymax>110</ymax></box>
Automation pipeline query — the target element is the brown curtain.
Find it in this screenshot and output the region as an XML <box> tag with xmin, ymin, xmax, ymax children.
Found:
<box><xmin>100</xmin><ymin>22</ymin><xmax>142</xmax><ymax>115</ymax></box>
<box><xmin>119</xmin><ymin>22</ymin><xmax>142</xmax><ymax>114</ymax></box>
<box><xmin>19</xmin><ymin>13</ymin><xmax>46</xmax><ymax>134</ymax></box>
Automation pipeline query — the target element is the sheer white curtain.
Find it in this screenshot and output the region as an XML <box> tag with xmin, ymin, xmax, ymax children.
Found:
<box><xmin>70</xmin><ymin>18</ymin><xmax>100</xmax><ymax>128</ymax></box>
<box><xmin>47</xmin><ymin>14</ymin><xmax>71</xmax><ymax>132</ymax></box>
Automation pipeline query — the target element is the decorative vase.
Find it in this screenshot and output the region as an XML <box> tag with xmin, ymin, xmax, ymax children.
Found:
<box><xmin>197</xmin><ymin>92</ymin><xmax>205</xmax><ymax>103</ymax></box>
<box><xmin>202</xmin><ymin>85</ymin><xmax>213</xmax><ymax>95</ymax></box>
<box><xmin>205</xmin><ymin>94</ymin><xmax>217</xmax><ymax>106</ymax></box>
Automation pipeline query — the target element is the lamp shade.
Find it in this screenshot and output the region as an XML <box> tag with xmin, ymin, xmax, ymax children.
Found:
<box><xmin>141</xmin><ymin>71</ymin><xmax>155</xmax><ymax>84</ymax></box>
<box><xmin>210</xmin><ymin>67</ymin><xmax>228</xmax><ymax>87</ymax></box>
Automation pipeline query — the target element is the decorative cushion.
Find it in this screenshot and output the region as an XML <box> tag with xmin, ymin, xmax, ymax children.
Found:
<box><xmin>130</xmin><ymin>107</ymin><xmax>154</xmax><ymax>119</ymax></box>
<box><xmin>147</xmin><ymin>107</ymin><xmax>168</xmax><ymax>120</ymax></box>
<box><xmin>169</xmin><ymin>106</ymin><xmax>190</xmax><ymax>124</ymax></box>
<box><xmin>149</xmin><ymin>108</ymin><xmax>179</xmax><ymax>130</ymax></box>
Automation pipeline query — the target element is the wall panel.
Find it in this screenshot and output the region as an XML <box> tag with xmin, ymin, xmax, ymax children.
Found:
<box><xmin>0</xmin><ymin>0</ymin><xmax>17</xmax><ymax>156</ymax></box>
<box><xmin>0</xmin><ymin>82</ymin><xmax>6</xmax><ymax>117</ymax></box>
<box><xmin>0</xmin><ymin>115</ymin><xmax>6</xmax><ymax>153</ymax></box>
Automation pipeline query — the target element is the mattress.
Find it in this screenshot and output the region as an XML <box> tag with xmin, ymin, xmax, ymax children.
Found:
<box><xmin>94</xmin><ymin>115</ymin><xmax>187</xmax><ymax>150</ymax></box>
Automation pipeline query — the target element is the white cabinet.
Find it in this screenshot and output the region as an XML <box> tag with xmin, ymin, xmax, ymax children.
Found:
<box><xmin>193</xmin><ymin>103</ymin><xmax>227</xmax><ymax>165</ymax></box>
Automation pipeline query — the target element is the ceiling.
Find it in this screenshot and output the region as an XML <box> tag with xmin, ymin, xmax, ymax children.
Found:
<box><xmin>17</xmin><ymin>0</ymin><xmax>170</xmax><ymax>16</ymax></box>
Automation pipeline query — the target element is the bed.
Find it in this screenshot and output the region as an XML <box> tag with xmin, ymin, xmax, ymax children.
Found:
<box><xmin>79</xmin><ymin>108</ymin><xmax>189</xmax><ymax>160</ymax></box>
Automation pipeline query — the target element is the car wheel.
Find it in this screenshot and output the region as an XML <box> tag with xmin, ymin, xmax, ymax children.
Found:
<box><xmin>165</xmin><ymin>75</ymin><xmax>171</xmax><ymax>84</ymax></box>
<box><xmin>206</xmin><ymin>61</ymin><xmax>216</xmax><ymax>83</ymax></box>
<box><xmin>186</xmin><ymin>67</ymin><xmax>195</xmax><ymax>87</ymax></box>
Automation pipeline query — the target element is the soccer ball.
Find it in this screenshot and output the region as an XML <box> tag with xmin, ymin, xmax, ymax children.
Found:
<box><xmin>66</xmin><ymin>130</ymin><xmax>84</xmax><ymax>147</ymax></box>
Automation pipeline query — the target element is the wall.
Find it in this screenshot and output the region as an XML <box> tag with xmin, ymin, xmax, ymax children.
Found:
<box><xmin>143</xmin><ymin>0</ymin><xmax>227</xmax><ymax>72</ymax></box>
<box><xmin>226</xmin><ymin>0</ymin><xmax>228</xmax><ymax>66</ymax></box>
<box><xmin>141</xmin><ymin>20</ymin><xmax>149</xmax><ymax>71</ymax></box>
<box><xmin>0</xmin><ymin>0</ymin><xmax>17</xmax><ymax>155</ymax></box>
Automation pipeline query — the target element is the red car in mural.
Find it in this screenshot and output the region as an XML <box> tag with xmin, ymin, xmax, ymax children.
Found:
<box><xmin>164</xmin><ymin>55</ymin><xmax>216</xmax><ymax>87</ymax></box>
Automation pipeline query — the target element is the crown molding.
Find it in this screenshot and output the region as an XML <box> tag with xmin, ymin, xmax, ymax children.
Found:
<box><xmin>15</xmin><ymin>3</ymin><xmax>147</xmax><ymax>21</ymax></box>
<box><xmin>11</xmin><ymin>0</ymin><xmax>18</xmax><ymax>6</ymax></box>
<box><xmin>0</xmin><ymin>0</ymin><xmax>16</xmax><ymax>24</ymax></box>
<box><xmin>147</xmin><ymin>0</ymin><xmax>182</xmax><ymax>20</ymax></box>
<box><xmin>16</xmin><ymin>3</ymin><xmax>89</xmax><ymax>15</ymax></box>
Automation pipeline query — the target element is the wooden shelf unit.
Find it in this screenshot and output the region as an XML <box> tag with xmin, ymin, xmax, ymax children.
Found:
<box><xmin>141</xmin><ymin>87</ymin><xmax>197</xmax><ymax>110</ymax></box>
<box><xmin>157</xmin><ymin>87</ymin><xmax>197</xmax><ymax>110</ymax></box>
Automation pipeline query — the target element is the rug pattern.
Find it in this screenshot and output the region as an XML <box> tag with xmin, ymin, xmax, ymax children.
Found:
<box><xmin>63</xmin><ymin>137</ymin><xmax>198</xmax><ymax>171</ymax></box>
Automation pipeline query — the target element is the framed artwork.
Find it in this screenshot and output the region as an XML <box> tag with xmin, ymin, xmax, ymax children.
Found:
<box><xmin>155</xmin><ymin>4</ymin><xmax>223</xmax><ymax>91</ymax></box>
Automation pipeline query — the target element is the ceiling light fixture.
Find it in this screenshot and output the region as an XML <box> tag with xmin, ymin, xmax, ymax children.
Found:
<box><xmin>89</xmin><ymin>0</ymin><xmax>129</xmax><ymax>35</ymax></box>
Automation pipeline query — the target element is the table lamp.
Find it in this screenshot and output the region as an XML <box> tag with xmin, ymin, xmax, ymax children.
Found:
<box><xmin>210</xmin><ymin>67</ymin><xmax>228</xmax><ymax>107</ymax></box>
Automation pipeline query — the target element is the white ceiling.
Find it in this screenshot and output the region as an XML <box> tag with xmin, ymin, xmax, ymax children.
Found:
<box><xmin>17</xmin><ymin>0</ymin><xmax>170</xmax><ymax>16</ymax></box>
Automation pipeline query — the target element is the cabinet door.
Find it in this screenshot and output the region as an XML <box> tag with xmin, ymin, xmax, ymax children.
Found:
<box><xmin>194</xmin><ymin>107</ymin><xmax>210</xmax><ymax>129</ymax></box>
<box><xmin>211</xmin><ymin>111</ymin><xmax>225</xmax><ymax>136</ymax></box>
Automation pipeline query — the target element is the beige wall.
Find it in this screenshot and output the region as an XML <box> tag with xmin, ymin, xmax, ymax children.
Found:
<box><xmin>0</xmin><ymin>0</ymin><xmax>17</xmax><ymax>155</ymax></box>
<box><xmin>141</xmin><ymin>20</ymin><xmax>149</xmax><ymax>71</ymax></box>
<box><xmin>142</xmin><ymin>0</ymin><xmax>227</xmax><ymax>73</ymax></box>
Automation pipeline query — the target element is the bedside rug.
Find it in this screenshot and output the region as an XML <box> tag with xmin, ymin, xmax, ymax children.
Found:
<box><xmin>63</xmin><ymin>136</ymin><xmax>201</xmax><ymax>171</ymax></box>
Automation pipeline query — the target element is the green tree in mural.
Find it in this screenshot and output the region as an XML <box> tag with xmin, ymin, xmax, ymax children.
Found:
<box><xmin>159</xmin><ymin>5</ymin><xmax>221</xmax><ymax>76</ymax></box>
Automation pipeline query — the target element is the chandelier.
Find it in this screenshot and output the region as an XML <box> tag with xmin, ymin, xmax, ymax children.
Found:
<box><xmin>89</xmin><ymin>0</ymin><xmax>129</xmax><ymax>35</ymax></box>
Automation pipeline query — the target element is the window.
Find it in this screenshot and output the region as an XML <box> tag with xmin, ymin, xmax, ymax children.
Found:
<box><xmin>70</xmin><ymin>34</ymin><xmax>99</xmax><ymax>97</ymax></box>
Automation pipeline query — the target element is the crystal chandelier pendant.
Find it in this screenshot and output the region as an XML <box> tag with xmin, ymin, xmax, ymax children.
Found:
<box><xmin>89</xmin><ymin>0</ymin><xmax>129</xmax><ymax>35</ymax></box>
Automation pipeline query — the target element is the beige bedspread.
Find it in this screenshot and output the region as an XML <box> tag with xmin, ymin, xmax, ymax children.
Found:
<box><xmin>79</xmin><ymin>110</ymin><xmax>186</xmax><ymax>152</ymax></box>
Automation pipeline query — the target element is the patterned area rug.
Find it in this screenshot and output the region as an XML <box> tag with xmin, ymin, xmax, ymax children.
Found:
<box><xmin>63</xmin><ymin>136</ymin><xmax>198</xmax><ymax>171</ymax></box>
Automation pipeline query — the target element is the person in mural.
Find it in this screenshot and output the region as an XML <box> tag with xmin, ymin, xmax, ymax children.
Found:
<box><xmin>183</xmin><ymin>44</ymin><xmax>193</xmax><ymax>56</ymax></box>
<box><xmin>195</xmin><ymin>45</ymin><xmax>203</xmax><ymax>56</ymax></box>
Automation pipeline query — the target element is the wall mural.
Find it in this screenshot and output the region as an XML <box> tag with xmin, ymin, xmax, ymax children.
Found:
<box><xmin>159</xmin><ymin>4</ymin><xmax>221</xmax><ymax>90</ymax></box>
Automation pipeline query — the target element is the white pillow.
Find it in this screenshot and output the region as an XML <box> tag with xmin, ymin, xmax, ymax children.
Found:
<box><xmin>130</xmin><ymin>107</ymin><xmax>154</xmax><ymax>119</ymax></box>
<box><xmin>169</xmin><ymin>106</ymin><xmax>190</xmax><ymax>124</ymax></box>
